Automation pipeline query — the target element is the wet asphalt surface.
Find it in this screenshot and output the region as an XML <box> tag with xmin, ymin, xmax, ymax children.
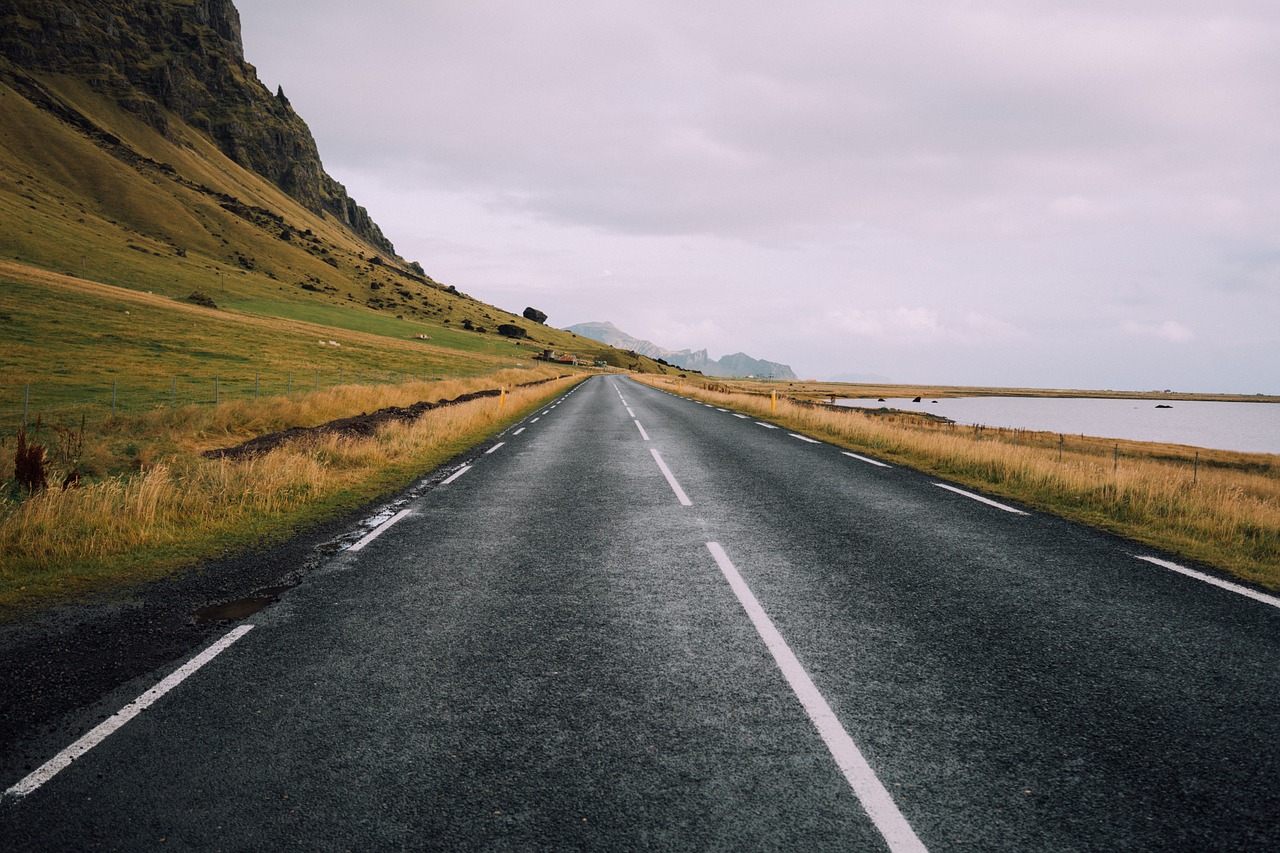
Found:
<box><xmin>1</xmin><ymin>375</ymin><xmax>1277</xmax><ymax>850</ymax></box>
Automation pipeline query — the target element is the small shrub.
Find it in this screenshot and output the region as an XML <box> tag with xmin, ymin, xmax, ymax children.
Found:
<box><xmin>187</xmin><ymin>291</ymin><xmax>217</xmax><ymax>308</ymax></box>
<box><xmin>14</xmin><ymin>425</ymin><xmax>48</xmax><ymax>495</ymax></box>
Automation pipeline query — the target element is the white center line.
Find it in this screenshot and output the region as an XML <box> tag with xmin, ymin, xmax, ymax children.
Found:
<box><xmin>5</xmin><ymin>625</ymin><xmax>255</xmax><ymax>799</ymax></box>
<box><xmin>1135</xmin><ymin>555</ymin><xmax>1280</xmax><ymax>609</ymax></box>
<box><xmin>634</xmin><ymin>420</ymin><xmax>651</xmax><ymax>441</ymax></box>
<box><xmin>513</xmin><ymin>428</ymin><xmax>525</xmax><ymax>436</ymax></box>
<box><xmin>704</xmin><ymin>543</ymin><xmax>927</xmax><ymax>853</ymax></box>
<box><xmin>716</xmin><ymin>408</ymin><xmax>730</xmax><ymax>412</ymax></box>
<box><xmin>485</xmin><ymin>442</ymin><xmax>505</xmax><ymax>454</ymax></box>
<box><xmin>626</xmin><ymin>407</ymin><xmax>636</xmax><ymax>417</ymax></box>
<box><xmin>650</xmin><ymin>448</ymin><xmax>691</xmax><ymax>506</ymax></box>
<box><xmin>531</xmin><ymin>417</ymin><xmax>540</xmax><ymax>423</ymax></box>
<box><xmin>789</xmin><ymin>433</ymin><xmax>820</xmax><ymax>444</ymax></box>
<box><xmin>934</xmin><ymin>483</ymin><xmax>1027</xmax><ymax>515</ymax></box>
<box><xmin>755</xmin><ymin>422</ymin><xmax>779</xmax><ymax>429</ymax></box>
<box><xmin>733</xmin><ymin>413</ymin><xmax>749</xmax><ymax>419</ymax></box>
<box><xmin>441</xmin><ymin>465</ymin><xmax>472</xmax><ymax>485</ymax></box>
<box><xmin>843</xmin><ymin>452</ymin><xmax>891</xmax><ymax>468</ymax></box>
<box><xmin>350</xmin><ymin>508</ymin><xmax>413</xmax><ymax>551</ymax></box>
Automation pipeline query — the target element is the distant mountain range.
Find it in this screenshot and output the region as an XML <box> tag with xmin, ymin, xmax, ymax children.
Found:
<box><xmin>566</xmin><ymin>321</ymin><xmax>797</xmax><ymax>380</ymax></box>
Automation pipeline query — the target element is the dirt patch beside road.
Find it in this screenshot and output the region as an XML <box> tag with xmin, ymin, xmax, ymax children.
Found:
<box><xmin>202</xmin><ymin>376</ymin><xmax>565</xmax><ymax>460</ymax></box>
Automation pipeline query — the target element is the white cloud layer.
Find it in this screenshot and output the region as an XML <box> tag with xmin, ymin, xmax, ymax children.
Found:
<box><xmin>236</xmin><ymin>0</ymin><xmax>1280</xmax><ymax>392</ymax></box>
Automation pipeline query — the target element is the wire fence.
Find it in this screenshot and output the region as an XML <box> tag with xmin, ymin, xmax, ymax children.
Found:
<box><xmin>1</xmin><ymin>368</ymin><xmax>453</xmax><ymax>438</ymax></box>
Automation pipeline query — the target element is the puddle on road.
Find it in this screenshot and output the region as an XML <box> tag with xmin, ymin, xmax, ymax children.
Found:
<box><xmin>194</xmin><ymin>584</ymin><xmax>296</xmax><ymax>624</ymax></box>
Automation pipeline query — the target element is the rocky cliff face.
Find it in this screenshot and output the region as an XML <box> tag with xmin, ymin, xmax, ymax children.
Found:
<box><xmin>0</xmin><ymin>0</ymin><xmax>395</xmax><ymax>255</ymax></box>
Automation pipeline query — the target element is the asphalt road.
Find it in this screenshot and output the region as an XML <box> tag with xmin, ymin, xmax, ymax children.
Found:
<box><xmin>2</xmin><ymin>375</ymin><xmax>1277</xmax><ymax>851</ymax></box>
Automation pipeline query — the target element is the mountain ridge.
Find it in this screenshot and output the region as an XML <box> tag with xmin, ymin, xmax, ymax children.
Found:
<box><xmin>566</xmin><ymin>321</ymin><xmax>797</xmax><ymax>379</ymax></box>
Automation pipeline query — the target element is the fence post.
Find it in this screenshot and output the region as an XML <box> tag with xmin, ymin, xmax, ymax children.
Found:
<box><xmin>1058</xmin><ymin>434</ymin><xmax>1063</xmax><ymax>462</ymax></box>
<box><xmin>1194</xmin><ymin>451</ymin><xmax>1199</xmax><ymax>485</ymax></box>
<box><xmin>1114</xmin><ymin>443</ymin><xmax>1118</xmax><ymax>473</ymax></box>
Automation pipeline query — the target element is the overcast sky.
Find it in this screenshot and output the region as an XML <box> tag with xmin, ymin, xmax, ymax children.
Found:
<box><xmin>235</xmin><ymin>1</ymin><xmax>1279</xmax><ymax>392</ymax></box>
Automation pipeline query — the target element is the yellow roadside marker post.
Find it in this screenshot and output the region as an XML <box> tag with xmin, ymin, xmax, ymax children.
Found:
<box><xmin>771</xmin><ymin>390</ymin><xmax>777</xmax><ymax>413</ymax></box>
<box><xmin>500</xmin><ymin>387</ymin><xmax>506</xmax><ymax>410</ymax></box>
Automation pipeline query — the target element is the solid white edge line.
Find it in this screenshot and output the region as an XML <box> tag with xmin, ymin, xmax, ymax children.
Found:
<box><xmin>1135</xmin><ymin>555</ymin><xmax>1280</xmax><ymax>609</ymax></box>
<box><xmin>634</xmin><ymin>420</ymin><xmax>651</xmax><ymax>441</ymax></box>
<box><xmin>441</xmin><ymin>465</ymin><xmax>472</xmax><ymax>485</ymax></box>
<box><xmin>5</xmin><ymin>624</ymin><xmax>255</xmax><ymax>799</ymax></box>
<box><xmin>755</xmin><ymin>422</ymin><xmax>779</xmax><ymax>429</ymax></box>
<box><xmin>650</xmin><ymin>448</ymin><xmax>692</xmax><ymax>506</ymax></box>
<box><xmin>843</xmin><ymin>451</ymin><xmax>891</xmax><ymax>469</ymax></box>
<box><xmin>789</xmin><ymin>433</ymin><xmax>820</xmax><ymax>444</ymax></box>
<box><xmin>485</xmin><ymin>442</ymin><xmax>505</xmax><ymax>454</ymax></box>
<box><xmin>349</xmin><ymin>508</ymin><xmax>414</xmax><ymax>552</ymax></box>
<box><xmin>704</xmin><ymin>543</ymin><xmax>927</xmax><ymax>853</ymax></box>
<box><xmin>933</xmin><ymin>483</ymin><xmax>1028</xmax><ymax>515</ymax></box>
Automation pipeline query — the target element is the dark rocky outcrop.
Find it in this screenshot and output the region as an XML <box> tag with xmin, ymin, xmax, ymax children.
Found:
<box><xmin>0</xmin><ymin>0</ymin><xmax>396</xmax><ymax>255</ymax></box>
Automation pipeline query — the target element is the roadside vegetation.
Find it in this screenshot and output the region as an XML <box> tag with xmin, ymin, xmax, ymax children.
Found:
<box><xmin>0</xmin><ymin>369</ymin><xmax>582</xmax><ymax>615</ymax></box>
<box><xmin>641</xmin><ymin>376</ymin><xmax>1280</xmax><ymax>591</ymax></box>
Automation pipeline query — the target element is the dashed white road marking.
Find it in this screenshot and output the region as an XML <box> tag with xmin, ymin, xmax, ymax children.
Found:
<box><xmin>1136</xmin><ymin>556</ymin><xmax>1280</xmax><ymax>609</ymax></box>
<box><xmin>634</xmin><ymin>420</ymin><xmax>651</xmax><ymax>441</ymax></box>
<box><xmin>843</xmin><ymin>452</ymin><xmax>890</xmax><ymax>468</ymax></box>
<box><xmin>5</xmin><ymin>625</ymin><xmax>256</xmax><ymax>799</ymax></box>
<box><xmin>934</xmin><ymin>483</ymin><xmax>1027</xmax><ymax>515</ymax></box>
<box><xmin>733</xmin><ymin>414</ymin><xmax>749</xmax><ymax>419</ymax></box>
<box><xmin>441</xmin><ymin>465</ymin><xmax>472</xmax><ymax>485</ymax></box>
<box><xmin>705</xmin><ymin>543</ymin><xmax>927</xmax><ymax>853</ymax></box>
<box><xmin>531</xmin><ymin>417</ymin><xmax>541</xmax><ymax>423</ymax></box>
<box><xmin>513</xmin><ymin>428</ymin><xmax>526</xmax><ymax>436</ymax></box>
<box><xmin>626</xmin><ymin>407</ymin><xmax>636</xmax><ymax>417</ymax></box>
<box><xmin>716</xmin><ymin>408</ymin><xmax>730</xmax><ymax>412</ymax></box>
<box><xmin>755</xmin><ymin>422</ymin><xmax>779</xmax><ymax>429</ymax></box>
<box><xmin>650</xmin><ymin>448</ymin><xmax>692</xmax><ymax>506</ymax></box>
<box><xmin>350</xmin><ymin>508</ymin><xmax>414</xmax><ymax>551</ymax></box>
<box><xmin>485</xmin><ymin>442</ymin><xmax>505</xmax><ymax>454</ymax></box>
<box><xmin>789</xmin><ymin>433</ymin><xmax>820</xmax><ymax>444</ymax></box>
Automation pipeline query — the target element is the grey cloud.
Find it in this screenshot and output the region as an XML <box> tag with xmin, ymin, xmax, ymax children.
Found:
<box><xmin>236</xmin><ymin>0</ymin><xmax>1280</xmax><ymax>392</ymax></box>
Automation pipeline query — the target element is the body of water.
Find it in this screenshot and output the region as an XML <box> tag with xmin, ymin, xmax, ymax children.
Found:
<box><xmin>834</xmin><ymin>396</ymin><xmax>1280</xmax><ymax>455</ymax></box>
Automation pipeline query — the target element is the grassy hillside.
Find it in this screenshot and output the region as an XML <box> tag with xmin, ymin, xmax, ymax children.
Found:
<box><xmin>0</xmin><ymin>69</ymin><xmax>674</xmax><ymax>375</ymax></box>
<box><xmin>0</xmin><ymin>60</ymin><xmax>683</xmax><ymax>613</ymax></box>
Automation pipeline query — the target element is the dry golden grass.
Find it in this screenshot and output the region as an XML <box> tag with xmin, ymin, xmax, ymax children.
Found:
<box><xmin>639</xmin><ymin>376</ymin><xmax>1280</xmax><ymax>590</ymax></box>
<box><xmin>0</xmin><ymin>370</ymin><xmax>578</xmax><ymax>613</ymax></box>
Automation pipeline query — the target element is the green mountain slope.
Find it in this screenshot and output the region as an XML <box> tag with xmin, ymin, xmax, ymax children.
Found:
<box><xmin>0</xmin><ymin>0</ymin><xmax>676</xmax><ymax>412</ymax></box>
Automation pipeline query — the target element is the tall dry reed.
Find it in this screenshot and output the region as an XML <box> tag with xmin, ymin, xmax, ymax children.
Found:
<box><xmin>641</xmin><ymin>376</ymin><xmax>1280</xmax><ymax>589</ymax></box>
<box><xmin>0</xmin><ymin>372</ymin><xmax>578</xmax><ymax>609</ymax></box>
